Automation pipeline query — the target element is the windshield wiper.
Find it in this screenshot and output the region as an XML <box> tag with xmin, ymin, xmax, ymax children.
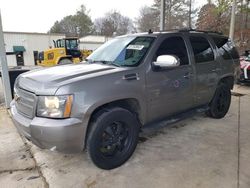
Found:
<box><xmin>87</xmin><ymin>59</ymin><xmax>109</xmax><ymax>64</ymax></box>
<box><xmin>87</xmin><ymin>59</ymin><xmax>121</xmax><ymax>67</ymax></box>
<box><xmin>107</xmin><ymin>62</ymin><xmax>121</xmax><ymax>67</ymax></box>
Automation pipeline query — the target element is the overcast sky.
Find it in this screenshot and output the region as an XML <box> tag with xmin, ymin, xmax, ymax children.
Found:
<box><xmin>1</xmin><ymin>0</ymin><xmax>206</xmax><ymax>33</ymax></box>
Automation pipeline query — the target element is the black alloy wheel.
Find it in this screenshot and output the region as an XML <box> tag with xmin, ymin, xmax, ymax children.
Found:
<box><xmin>100</xmin><ymin>121</ymin><xmax>129</xmax><ymax>157</ymax></box>
<box><xmin>206</xmin><ymin>83</ymin><xmax>231</xmax><ymax>119</ymax></box>
<box><xmin>87</xmin><ymin>107</ymin><xmax>140</xmax><ymax>170</ymax></box>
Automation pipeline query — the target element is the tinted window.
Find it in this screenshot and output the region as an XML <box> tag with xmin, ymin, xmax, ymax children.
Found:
<box><xmin>156</xmin><ymin>36</ymin><xmax>189</xmax><ymax>66</ymax></box>
<box><xmin>212</xmin><ymin>37</ymin><xmax>239</xmax><ymax>60</ymax></box>
<box><xmin>190</xmin><ymin>36</ymin><xmax>214</xmax><ymax>63</ymax></box>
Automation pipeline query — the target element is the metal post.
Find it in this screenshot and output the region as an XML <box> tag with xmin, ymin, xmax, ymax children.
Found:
<box><xmin>229</xmin><ymin>0</ymin><xmax>236</xmax><ymax>40</ymax></box>
<box><xmin>188</xmin><ymin>0</ymin><xmax>192</xmax><ymax>29</ymax></box>
<box><xmin>160</xmin><ymin>0</ymin><xmax>166</xmax><ymax>31</ymax></box>
<box><xmin>0</xmin><ymin>10</ymin><xmax>12</xmax><ymax>108</ymax></box>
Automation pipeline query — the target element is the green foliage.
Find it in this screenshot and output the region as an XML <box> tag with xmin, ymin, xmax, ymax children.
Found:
<box><xmin>49</xmin><ymin>5</ymin><xmax>93</xmax><ymax>37</ymax></box>
<box><xmin>215</xmin><ymin>0</ymin><xmax>232</xmax><ymax>14</ymax></box>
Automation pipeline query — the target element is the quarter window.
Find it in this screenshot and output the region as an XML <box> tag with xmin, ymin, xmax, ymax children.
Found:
<box><xmin>212</xmin><ymin>37</ymin><xmax>239</xmax><ymax>60</ymax></box>
<box><xmin>155</xmin><ymin>36</ymin><xmax>189</xmax><ymax>66</ymax></box>
<box><xmin>190</xmin><ymin>36</ymin><xmax>214</xmax><ymax>63</ymax></box>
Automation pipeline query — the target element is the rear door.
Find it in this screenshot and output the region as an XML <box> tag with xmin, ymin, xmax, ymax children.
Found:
<box><xmin>211</xmin><ymin>36</ymin><xmax>240</xmax><ymax>79</ymax></box>
<box><xmin>188</xmin><ymin>34</ymin><xmax>219</xmax><ymax>106</ymax></box>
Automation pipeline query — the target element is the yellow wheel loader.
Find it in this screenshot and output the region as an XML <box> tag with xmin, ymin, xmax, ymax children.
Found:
<box><xmin>37</xmin><ymin>37</ymin><xmax>91</xmax><ymax>67</ymax></box>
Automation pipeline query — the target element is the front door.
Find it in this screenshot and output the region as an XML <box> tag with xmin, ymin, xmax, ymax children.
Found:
<box><xmin>146</xmin><ymin>35</ymin><xmax>195</xmax><ymax>123</ymax></box>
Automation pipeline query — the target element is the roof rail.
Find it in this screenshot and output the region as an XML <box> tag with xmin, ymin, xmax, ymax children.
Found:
<box><xmin>159</xmin><ymin>28</ymin><xmax>223</xmax><ymax>35</ymax></box>
<box><xmin>178</xmin><ymin>28</ymin><xmax>223</xmax><ymax>35</ymax></box>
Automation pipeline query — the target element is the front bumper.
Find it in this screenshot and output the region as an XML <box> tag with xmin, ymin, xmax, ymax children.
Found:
<box><xmin>10</xmin><ymin>102</ymin><xmax>85</xmax><ymax>153</ymax></box>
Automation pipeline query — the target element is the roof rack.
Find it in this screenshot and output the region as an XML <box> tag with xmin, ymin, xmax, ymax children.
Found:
<box><xmin>158</xmin><ymin>28</ymin><xmax>223</xmax><ymax>35</ymax></box>
<box><xmin>178</xmin><ymin>28</ymin><xmax>223</xmax><ymax>35</ymax></box>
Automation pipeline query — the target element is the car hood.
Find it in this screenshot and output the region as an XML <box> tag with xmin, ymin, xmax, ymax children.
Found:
<box><xmin>16</xmin><ymin>63</ymin><xmax>120</xmax><ymax>95</ymax></box>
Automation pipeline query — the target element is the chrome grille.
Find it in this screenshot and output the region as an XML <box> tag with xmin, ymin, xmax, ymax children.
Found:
<box><xmin>15</xmin><ymin>87</ymin><xmax>36</xmax><ymax>119</ymax></box>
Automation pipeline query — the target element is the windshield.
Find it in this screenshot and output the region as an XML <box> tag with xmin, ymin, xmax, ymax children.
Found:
<box><xmin>66</xmin><ymin>39</ymin><xmax>78</xmax><ymax>50</ymax></box>
<box><xmin>87</xmin><ymin>36</ymin><xmax>155</xmax><ymax>66</ymax></box>
<box><xmin>56</xmin><ymin>39</ymin><xmax>78</xmax><ymax>50</ymax></box>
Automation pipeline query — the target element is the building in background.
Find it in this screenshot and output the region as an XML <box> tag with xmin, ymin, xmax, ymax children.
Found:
<box><xmin>3</xmin><ymin>33</ymin><xmax>111</xmax><ymax>67</ymax></box>
<box><xmin>79</xmin><ymin>35</ymin><xmax>112</xmax><ymax>51</ymax></box>
<box><xmin>4</xmin><ymin>32</ymin><xmax>65</xmax><ymax>67</ymax></box>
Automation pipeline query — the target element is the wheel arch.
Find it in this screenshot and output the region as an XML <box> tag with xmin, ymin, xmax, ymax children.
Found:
<box><xmin>83</xmin><ymin>98</ymin><xmax>142</xmax><ymax>148</ymax></box>
<box><xmin>219</xmin><ymin>75</ymin><xmax>234</xmax><ymax>89</ymax></box>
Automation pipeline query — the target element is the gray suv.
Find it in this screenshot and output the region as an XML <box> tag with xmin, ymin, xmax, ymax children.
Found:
<box><xmin>10</xmin><ymin>30</ymin><xmax>240</xmax><ymax>169</ymax></box>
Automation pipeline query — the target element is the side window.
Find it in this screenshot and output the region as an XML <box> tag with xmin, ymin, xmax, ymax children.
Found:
<box><xmin>212</xmin><ymin>36</ymin><xmax>239</xmax><ymax>60</ymax></box>
<box><xmin>156</xmin><ymin>36</ymin><xmax>189</xmax><ymax>66</ymax></box>
<box><xmin>190</xmin><ymin>36</ymin><xmax>214</xmax><ymax>63</ymax></box>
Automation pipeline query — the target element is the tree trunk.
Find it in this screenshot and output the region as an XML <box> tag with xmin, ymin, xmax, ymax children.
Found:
<box><xmin>240</xmin><ymin>0</ymin><xmax>244</xmax><ymax>41</ymax></box>
<box><xmin>245</xmin><ymin>0</ymin><xmax>249</xmax><ymax>29</ymax></box>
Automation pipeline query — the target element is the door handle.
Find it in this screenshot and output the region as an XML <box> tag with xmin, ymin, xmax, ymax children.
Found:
<box><xmin>123</xmin><ymin>73</ymin><xmax>139</xmax><ymax>81</ymax></box>
<box><xmin>183</xmin><ymin>72</ymin><xmax>193</xmax><ymax>79</ymax></box>
<box><xmin>211</xmin><ymin>68</ymin><xmax>221</xmax><ymax>72</ymax></box>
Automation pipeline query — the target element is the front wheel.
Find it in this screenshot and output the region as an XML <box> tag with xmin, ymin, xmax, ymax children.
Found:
<box><xmin>87</xmin><ymin>107</ymin><xmax>140</xmax><ymax>170</ymax></box>
<box><xmin>206</xmin><ymin>83</ymin><xmax>231</xmax><ymax>119</ymax></box>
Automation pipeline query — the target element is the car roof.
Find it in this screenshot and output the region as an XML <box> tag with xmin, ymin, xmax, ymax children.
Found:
<box><xmin>120</xmin><ymin>29</ymin><xmax>228</xmax><ymax>38</ymax></box>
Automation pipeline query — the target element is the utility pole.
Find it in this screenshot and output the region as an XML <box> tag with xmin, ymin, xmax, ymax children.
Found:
<box><xmin>188</xmin><ymin>0</ymin><xmax>192</xmax><ymax>29</ymax></box>
<box><xmin>229</xmin><ymin>0</ymin><xmax>237</xmax><ymax>40</ymax></box>
<box><xmin>160</xmin><ymin>0</ymin><xmax>166</xmax><ymax>31</ymax></box>
<box><xmin>0</xmin><ymin>10</ymin><xmax>12</xmax><ymax>108</ymax></box>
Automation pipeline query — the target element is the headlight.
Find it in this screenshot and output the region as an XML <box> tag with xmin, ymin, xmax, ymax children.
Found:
<box><xmin>37</xmin><ymin>95</ymin><xmax>73</xmax><ymax>118</ymax></box>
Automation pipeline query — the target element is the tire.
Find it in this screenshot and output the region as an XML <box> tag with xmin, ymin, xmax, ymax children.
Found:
<box><xmin>87</xmin><ymin>107</ymin><xmax>140</xmax><ymax>170</ymax></box>
<box><xmin>206</xmin><ymin>83</ymin><xmax>231</xmax><ymax>119</ymax></box>
<box><xmin>58</xmin><ymin>59</ymin><xmax>72</xmax><ymax>65</ymax></box>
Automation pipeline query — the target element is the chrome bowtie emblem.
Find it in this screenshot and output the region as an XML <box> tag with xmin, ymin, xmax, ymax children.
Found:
<box><xmin>14</xmin><ymin>94</ymin><xmax>21</xmax><ymax>102</ymax></box>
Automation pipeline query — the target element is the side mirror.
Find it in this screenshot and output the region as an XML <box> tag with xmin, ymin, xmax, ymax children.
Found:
<box><xmin>152</xmin><ymin>55</ymin><xmax>180</xmax><ymax>70</ymax></box>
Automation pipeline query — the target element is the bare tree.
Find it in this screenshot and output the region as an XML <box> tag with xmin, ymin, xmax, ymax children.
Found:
<box><xmin>188</xmin><ymin>0</ymin><xmax>197</xmax><ymax>28</ymax></box>
<box><xmin>196</xmin><ymin>0</ymin><xmax>250</xmax><ymax>52</ymax></box>
<box><xmin>196</xmin><ymin>0</ymin><xmax>231</xmax><ymax>33</ymax></box>
<box><xmin>152</xmin><ymin>0</ymin><xmax>197</xmax><ymax>30</ymax></box>
<box><xmin>196</xmin><ymin>3</ymin><xmax>218</xmax><ymax>31</ymax></box>
<box><xmin>94</xmin><ymin>10</ymin><xmax>135</xmax><ymax>37</ymax></box>
<box><xmin>136</xmin><ymin>6</ymin><xmax>160</xmax><ymax>32</ymax></box>
<box><xmin>235</xmin><ymin>0</ymin><xmax>250</xmax><ymax>52</ymax></box>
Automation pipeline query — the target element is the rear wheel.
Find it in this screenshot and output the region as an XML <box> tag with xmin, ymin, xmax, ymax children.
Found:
<box><xmin>87</xmin><ymin>107</ymin><xmax>140</xmax><ymax>170</ymax></box>
<box><xmin>58</xmin><ymin>59</ymin><xmax>72</xmax><ymax>65</ymax></box>
<box><xmin>206</xmin><ymin>83</ymin><xmax>231</xmax><ymax>119</ymax></box>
